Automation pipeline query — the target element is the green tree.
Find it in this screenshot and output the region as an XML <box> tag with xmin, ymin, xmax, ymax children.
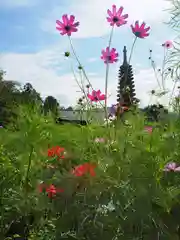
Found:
<box><xmin>20</xmin><ymin>83</ymin><xmax>42</xmax><ymax>106</ymax></box>
<box><xmin>0</xmin><ymin>70</ymin><xmax>20</xmax><ymax>126</ymax></box>
<box><xmin>43</xmin><ymin>96</ymin><xmax>59</xmax><ymax>118</ymax></box>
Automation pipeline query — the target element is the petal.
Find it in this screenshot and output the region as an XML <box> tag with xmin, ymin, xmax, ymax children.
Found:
<box><xmin>101</xmin><ymin>49</ymin><xmax>107</xmax><ymax>57</ymax></box>
<box><xmin>142</xmin><ymin>33</ymin><xmax>149</xmax><ymax>38</ymax></box>
<box><xmin>130</xmin><ymin>25</ymin><xmax>135</xmax><ymax>32</ymax></box>
<box><xmin>106</xmin><ymin>46</ymin><xmax>110</xmax><ymax>53</ymax></box>
<box><xmin>70</xmin><ymin>27</ymin><xmax>78</xmax><ymax>32</ymax></box>
<box><xmin>112</xmin><ymin>5</ymin><xmax>117</xmax><ymax>15</ymax></box>
<box><xmin>99</xmin><ymin>94</ymin><xmax>106</xmax><ymax>100</ymax></box>
<box><xmin>56</xmin><ymin>26</ymin><xmax>63</xmax><ymax>31</ymax></box>
<box><xmin>140</xmin><ymin>22</ymin><xmax>146</xmax><ymax>30</ymax></box>
<box><xmin>175</xmin><ymin>167</ymin><xmax>180</xmax><ymax>171</ymax></box>
<box><xmin>96</xmin><ymin>90</ymin><xmax>101</xmax><ymax>96</ymax></box>
<box><xmin>87</xmin><ymin>94</ymin><xmax>93</xmax><ymax>101</ymax></box>
<box><xmin>117</xmin><ymin>6</ymin><xmax>123</xmax><ymax>16</ymax></box>
<box><xmin>62</xmin><ymin>14</ymin><xmax>68</xmax><ymax>25</ymax></box>
<box><xmin>73</xmin><ymin>21</ymin><xmax>80</xmax><ymax>27</ymax></box>
<box><xmin>168</xmin><ymin>162</ymin><xmax>176</xmax><ymax>169</ymax></box>
<box><xmin>107</xmin><ymin>9</ymin><xmax>113</xmax><ymax>17</ymax></box>
<box><xmin>144</xmin><ymin>26</ymin><xmax>150</xmax><ymax>32</ymax></box>
<box><xmin>56</xmin><ymin>20</ymin><xmax>64</xmax><ymax>27</ymax></box>
<box><xmin>69</xmin><ymin>15</ymin><xmax>75</xmax><ymax>24</ymax></box>
<box><xmin>134</xmin><ymin>21</ymin><xmax>140</xmax><ymax>31</ymax></box>
<box><xmin>60</xmin><ymin>31</ymin><xmax>67</xmax><ymax>35</ymax></box>
<box><xmin>92</xmin><ymin>90</ymin><xmax>96</xmax><ymax>96</ymax></box>
<box><xmin>110</xmin><ymin>47</ymin><xmax>116</xmax><ymax>53</ymax></box>
<box><xmin>122</xmin><ymin>14</ymin><xmax>128</xmax><ymax>20</ymax></box>
<box><xmin>107</xmin><ymin>17</ymin><xmax>112</xmax><ymax>23</ymax></box>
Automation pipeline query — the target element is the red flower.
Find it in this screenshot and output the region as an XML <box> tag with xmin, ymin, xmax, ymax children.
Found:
<box><xmin>38</xmin><ymin>183</ymin><xmax>64</xmax><ymax>198</ymax></box>
<box><xmin>47</xmin><ymin>146</ymin><xmax>65</xmax><ymax>160</ymax></box>
<box><xmin>107</xmin><ymin>5</ymin><xmax>128</xmax><ymax>27</ymax></box>
<box><xmin>56</xmin><ymin>14</ymin><xmax>79</xmax><ymax>36</ymax></box>
<box><xmin>87</xmin><ymin>90</ymin><xmax>106</xmax><ymax>102</ymax></box>
<box><xmin>131</xmin><ymin>21</ymin><xmax>150</xmax><ymax>39</ymax></box>
<box><xmin>101</xmin><ymin>47</ymin><xmax>118</xmax><ymax>64</ymax></box>
<box><xmin>72</xmin><ymin>163</ymin><xmax>96</xmax><ymax>177</ymax></box>
<box><xmin>46</xmin><ymin>184</ymin><xmax>64</xmax><ymax>198</ymax></box>
<box><xmin>162</xmin><ymin>40</ymin><xmax>173</xmax><ymax>49</ymax></box>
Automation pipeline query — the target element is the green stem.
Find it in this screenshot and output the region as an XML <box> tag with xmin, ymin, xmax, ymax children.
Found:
<box><xmin>68</xmin><ymin>36</ymin><xmax>105</xmax><ymax>110</ymax></box>
<box><xmin>128</xmin><ymin>36</ymin><xmax>137</xmax><ymax>64</ymax></box>
<box><xmin>151</xmin><ymin>60</ymin><xmax>162</xmax><ymax>89</ymax></box>
<box><xmin>169</xmin><ymin>79</ymin><xmax>178</xmax><ymax>105</ymax></box>
<box><xmin>161</xmin><ymin>47</ymin><xmax>166</xmax><ymax>90</ymax></box>
<box><xmin>25</xmin><ymin>145</ymin><xmax>34</xmax><ymax>190</ymax></box>
<box><xmin>68</xmin><ymin>37</ymin><xmax>92</xmax><ymax>89</ymax></box>
<box><xmin>105</xmin><ymin>26</ymin><xmax>114</xmax><ymax>120</ymax></box>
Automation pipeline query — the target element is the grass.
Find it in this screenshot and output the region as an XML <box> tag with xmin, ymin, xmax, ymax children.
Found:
<box><xmin>1</xmin><ymin>105</ymin><xmax>180</xmax><ymax>239</ymax></box>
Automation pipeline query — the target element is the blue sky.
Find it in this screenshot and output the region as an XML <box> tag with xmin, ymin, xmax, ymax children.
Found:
<box><xmin>0</xmin><ymin>0</ymin><xmax>177</xmax><ymax>107</ymax></box>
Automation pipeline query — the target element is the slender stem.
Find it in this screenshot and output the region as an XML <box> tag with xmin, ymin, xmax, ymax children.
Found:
<box><xmin>161</xmin><ymin>47</ymin><xmax>166</xmax><ymax>90</ymax></box>
<box><xmin>68</xmin><ymin>36</ymin><xmax>105</xmax><ymax>110</ymax></box>
<box><xmin>105</xmin><ymin>26</ymin><xmax>114</xmax><ymax>120</ymax></box>
<box><xmin>68</xmin><ymin>37</ymin><xmax>92</xmax><ymax>89</ymax></box>
<box><xmin>151</xmin><ymin>60</ymin><xmax>162</xmax><ymax>89</ymax></box>
<box><xmin>25</xmin><ymin>145</ymin><xmax>34</xmax><ymax>191</ymax></box>
<box><xmin>128</xmin><ymin>36</ymin><xmax>137</xmax><ymax>64</ymax></box>
<box><xmin>169</xmin><ymin>79</ymin><xmax>178</xmax><ymax>105</ymax></box>
<box><xmin>71</xmin><ymin>62</ymin><xmax>89</xmax><ymax>104</ymax></box>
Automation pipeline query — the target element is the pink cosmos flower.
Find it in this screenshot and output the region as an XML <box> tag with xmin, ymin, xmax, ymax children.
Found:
<box><xmin>101</xmin><ymin>47</ymin><xmax>118</xmax><ymax>64</ymax></box>
<box><xmin>56</xmin><ymin>14</ymin><xmax>79</xmax><ymax>36</ymax></box>
<box><xmin>162</xmin><ymin>40</ymin><xmax>173</xmax><ymax>49</ymax></box>
<box><xmin>163</xmin><ymin>162</ymin><xmax>180</xmax><ymax>172</ymax></box>
<box><xmin>94</xmin><ymin>137</ymin><xmax>105</xmax><ymax>143</ymax></box>
<box><xmin>107</xmin><ymin>5</ymin><xmax>128</xmax><ymax>27</ymax></box>
<box><xmin>87</xmin><ymin>90</ymin><xmax>106</xmax><ymax>102</ymax></box>
<box><xmin>144</xmin><ymin>126</ymin><xmax>153</xmax><ymax>134</ymax></box>
<box><xmin>131</xmin><ymin>21</ymin><xmax>150</xmax><ymax>39</ymax></box>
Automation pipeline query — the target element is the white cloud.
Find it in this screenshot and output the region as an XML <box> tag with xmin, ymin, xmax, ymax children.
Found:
<box><xmin>40</xmin><ymin>0</ymin><xmax>171</xmax><ymax>38</ymax></box>
<box><xmin>0</xmin><ymin>49</ymin><xmax>177</xmax><ymax>108</ymax></box>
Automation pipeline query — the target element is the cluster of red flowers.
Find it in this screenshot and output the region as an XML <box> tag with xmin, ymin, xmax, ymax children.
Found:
<box><xmin>47</xmin><ymin>145</ymin><xmax>65</xmax><ymax>160</ymax></box>
<box><xmin>39</xmin><ymin>145</ymin><xmax>96</xmax><ymax>198</ymax></box>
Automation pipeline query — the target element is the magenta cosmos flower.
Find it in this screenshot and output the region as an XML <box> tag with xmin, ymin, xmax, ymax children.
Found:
<box><xmin>101</xmin><ymin>47</ymin><xmax>118</xmax><ymax>64</ymax></box>
<box><xmin>107</xmin><ymin>5</ymin><xmax>128</xmax><ymax>27</ymax></box>
<box><xmin>56</xmin><ymin>14</ymin><xmax>79</xmax><ymax>36</ymax></box>
<box><xmin>162</xmin><ymin>40</ymin><xmax>173</xmax><ymax>49</ymax></box>
<box><xmin>131</xmin><ymin>21</ymin><xmax>150</xmax><ymax>38</ymax></box>
<box><xmin>87</xmin><ymin>90</ymin><xmax>106</xmax><ymax>102</ymax></box>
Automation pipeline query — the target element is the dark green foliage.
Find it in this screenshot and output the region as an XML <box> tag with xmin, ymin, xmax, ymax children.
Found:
<box><xmin>0</xmin><ymin>70</ymin><xmax>20</xmax><ymax>126</ymax></box>
<box><xmin>143</xmin><ymin>104</ymin><xmax>168</xmax><ymax>122</ymax></box>
<box><xmin>43</xmin><ymin>95</ymin><xmax>59</xmax><ymax>118</ymax></box>
<box><xmin>20</xmin><ymin>83</ymin><xmax>43</xmax><ymax>106</ymax></box>
<box><xmin>117</xmin><ymin>46</ymin><xmax>136</xmax><ymax>106</ymax></box>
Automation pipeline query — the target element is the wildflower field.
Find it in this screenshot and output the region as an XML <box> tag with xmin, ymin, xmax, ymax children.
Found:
<box><xmin>1</xmin><ymin>1</ymin><xmax>180</xmax><ymax>239</ymax></box>
<box><xmin>1</xmin><ymin>105</ymin><xmax>180</xmax><ymax>240</ymax></box>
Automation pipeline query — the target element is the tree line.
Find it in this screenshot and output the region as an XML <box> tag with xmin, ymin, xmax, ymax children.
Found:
<box><xmin>0</xmin><ymin>70</ymin><xmax>75</xmax><ymax>126</ymax></box>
